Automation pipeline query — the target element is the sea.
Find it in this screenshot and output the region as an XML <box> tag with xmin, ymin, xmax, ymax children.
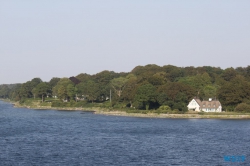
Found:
<box><xmin>0</xmin><ymin>100</ymin><xmax>249</xmax><ymax>166</ymax></box>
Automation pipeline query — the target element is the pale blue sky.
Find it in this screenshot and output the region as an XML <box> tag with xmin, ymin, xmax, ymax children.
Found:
<box><xmin>1</xmin><ymin>0</ymin><xmax>250</xmax><ymax>84</ymax></box>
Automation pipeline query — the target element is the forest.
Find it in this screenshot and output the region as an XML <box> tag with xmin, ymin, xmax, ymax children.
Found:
<box><xmin>1</xmin><ymin>64</ymin><xmax>250</xmax><ymax>113</ymax></box>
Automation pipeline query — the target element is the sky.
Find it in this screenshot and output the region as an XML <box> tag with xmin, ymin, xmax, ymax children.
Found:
<box><xmin>0</xmin><ymin>0</ymin><xmax>250</xmax><ymax>84</ymax></box>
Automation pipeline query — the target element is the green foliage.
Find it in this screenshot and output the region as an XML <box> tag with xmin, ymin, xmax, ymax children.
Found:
<box><xmin>121</xmin><ymin>76</ymin><xmax>138</xmax><ymax>103</ymax></box>
<box><xmin>201</xmin><ymin>85</ymin><xmax>218</xmax><ymax>99</ymax></box>
<box><xmin>158</xmin><ymin>105</ymin><xmax>171</xmax><ymax>111</ymax></box>
<box><xmin>0</xmin><ymin>85</ymin><xmax>10</xmax><ymax>98</ymax></box>
<box><xmin>35</xmin><ymin>82</ymin><xmax>51</xmax><ymax>102</ymax></box>
<box><xmin>86</xmin><ymin>80</ymin><xmax>99</xmax><ymax>102</ymax></box>
<box><xmin>53</xmin><ymin>78</ymin><xmax>74</xmax><ymax>100</ymax></box>
<box><xmin>157</xmin><ymin>93</ymin><xmax>168</xmax><ymax>105</ymax></box>
<box><xmin>110</xmin><ymin>77</ymin><xmax>128</xmax><ymax>97</ymax></box>
<box><xmin>5</xmin><ymin>64</ymin><xmax>250</xmax><ymax>112</ymax></box>
<box><xmin>178</xmin><ymin>72</ymin><xmax>211</xmax><ymax>91</ymax></box>
<box><xmin>235</xmin><ymin>103</ymin><xmax>250</xmax><ymax>112</ymax></box>
<box><xmin>67</xmin><ymin>84</ymin><xmax>76</xmax><ymax>101</ymax></box>
<box><xmin>57</xmin><ymin>85</ymin><xmax>67</xmax><ymax>100</ymax></box>
<box><xmin>222</xmin><ymin>68</ymin><xmax>237</xmax><ymax>81</ymax></box>
<box><xmin>75</xmin><ymin>73</ymin><xmax>92</xmax><ymax>82</ymax></box>
<box><xmin>157</xmin><ymin>82</ymin><xmax>195</xmax><ymax>103</ymax></box>
<box><xmin>49</xmin><ymin>77</ymin><xmax>60</xmax><ymax>88</ymax></box>
<box><xmin>218</xmin><ymin>75</ymin><xmax>250</xmax><ymax>107</ymax></box>
<box><xmin>134</xmin><ymin>83</ymin><xmax>157</xmax><ymax>110</ymax></box>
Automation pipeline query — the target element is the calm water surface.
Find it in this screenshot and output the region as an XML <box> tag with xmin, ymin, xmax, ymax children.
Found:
<box><xmin>0</xmin><ymin>101</ymin><xmax>249</xmax><ymax>166</ymax></box>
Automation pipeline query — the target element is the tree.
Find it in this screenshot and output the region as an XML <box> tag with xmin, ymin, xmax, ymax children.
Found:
<box><xmin>52</xmin><ymin>78</ymin><xmax>74</xmax><ymax>100</ymax></box>
<box><xmin>93</xmin><ymin>70</ymin><xmax>117</xmax><ymax>100</ymax></box>
<box><xmin>201</xmin><ymin>85</ymin><xmax>219</xmax><ymax>100</ymax></box>
<box><xmin>0</xmin><ymin>85</ymin><xmax>10</xmax><ymax>98</ymax></box>
<box><xmin>8</xmin><ymin>84</ymin><xmax>21</xmax><ymax>101</ymax></box>
<box><xmin>218</xmin><ymin>75</ymin><xmax>250</xmax><ymax>107</ymax></box>
<box><xmin>163</xmin><ymin>65</ymin><xmax>184</xmax><ymax>82</ymax></box>
<box><xmin>134</xmin><ymin>84</ymin><xmax>157</xmax><ymax>110</ymax></box>
<box><xmin>75</xmin><ymin>73</ymin><xmax>91</xmax><ymax>82</ymax></box>
<box><xmin>19</xmin><ymin>81</ymin><xmax>33</xmax><ymax>98</ymax></box>
<box><xmin>235</xmin><ymin>103</ymin><xmax>250</xmax><ymax>112</ymax></box>
<box><xmin>222</xmin><ymin>68</ymin><xmax>237</xmax><ymax>81</ymax></box>
<box><xmin>57</xmin><ymin>85</ymin><xmax>67</xmax><ymax>101</ymax></box>
<box><xmin>85</xmin><ymin>80</ymin><xmax>99</xmax><ymax>103</ymax></box>
<box><xmin>110</xmin><ymin>77</ymin><xmax>128</xmax><ymax>98</ymax></box>
<box><xmin>67</xmin><ymin>84</ymin><xmax>76</xmax><ymax>101</ymax></box>
<box><xmin>49</xmin><ymin>77</ymin><xmax>60</xmax><ymax>88</ymax></box>
<box><xmin>36</xmin><ymin>82</ymin><xmax>50</xmax><ymax>102</ymax></box>
<box><xmin>76</xmin><ymin>80</ymin><xmax>99</xmax><ymax>103</ymax></box>
<box><xmin>158</xmin><ymin>82</ymin><xmax>195</xmax><ymax>103</ymax></box>
<box><xmin>156</xmin><ymin>82</ymin><xmax>196</xmax><ymax>110</ymax></box>
<box><xmin>32</xmin><ymin>88</ymin><xmax>37</xmax><ymax>99</ymax></box>
<box><xmin>121</xmin><ymin>76</ymin><xmax>138</xmax><ymax>107</ymax></box>
<box><xmin>30</xmin><ymin>78</ymin><xmax>42</xmax><ymax>88</ymax></box>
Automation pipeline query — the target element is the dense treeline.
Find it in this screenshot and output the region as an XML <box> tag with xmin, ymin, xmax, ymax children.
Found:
<box><xmin>1</xmin><ymin>64</ymin><xmax>250</xmax><ymax>112</ymax></box>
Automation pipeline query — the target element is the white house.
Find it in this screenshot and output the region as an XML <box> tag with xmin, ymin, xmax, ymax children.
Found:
<box><xmin>187</xmin><ymin>98</ymin><xmax>222</xmax><ymax>112</ymax></box>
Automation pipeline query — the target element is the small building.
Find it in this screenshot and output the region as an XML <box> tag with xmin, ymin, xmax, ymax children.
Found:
<box><xmin>187</xmin><ymin>98</ymin><xmax>222</xmax><ymax>112</ymax></box>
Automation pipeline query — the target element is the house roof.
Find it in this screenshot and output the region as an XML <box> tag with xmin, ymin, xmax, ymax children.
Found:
<box><xmin>200</xmin><ymin>100</ymin><xmax>221</xmax><ymax>109</ymax></box>
<box><xmin>190</xmin><ymin>97</ymin><xmax>221</xmax><ymax>109</ymax></box>
<box><xmin>194</xmin><ymin>98</ymin><xmax>202</xmax><ymax>106</ymax></box>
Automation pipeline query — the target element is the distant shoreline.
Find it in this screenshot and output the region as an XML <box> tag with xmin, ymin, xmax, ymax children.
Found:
<box><xmin>94</xmin><ymin>110</ymin><xmax>250</xmax><ymax>119</ymax></box>
<box><xmin>0</xmin><ymin>99</ymin><xmax>249</xmax><ymax>119</ymax></box>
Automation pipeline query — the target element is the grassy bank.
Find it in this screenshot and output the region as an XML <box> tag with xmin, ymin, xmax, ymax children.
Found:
<box><xmin>2</xmin><ymin>98</ymin><xmax>250</xmax><ymax>119</ymax></box>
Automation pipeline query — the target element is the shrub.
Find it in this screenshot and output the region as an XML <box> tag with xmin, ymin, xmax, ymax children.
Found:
<box><xmin>158</xmin><ymin>105</ymin><xmax>171</xmax><ymax>111</ymax></box>
<box><xmin>235</xmin><ymin>103</ymin><xmax>250</xmax><ymax>113</ymax></box>
<box><xmin>51</xmin><ymin>101</ymin><xmax>66</xmax><ymax>107</ymax></box>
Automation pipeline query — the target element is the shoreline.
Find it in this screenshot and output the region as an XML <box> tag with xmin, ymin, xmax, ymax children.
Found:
<box><xmin>2</xmin><ymin>99</ymin><xmax>250</xmax><ymax>119</ymax></box>
<box><xmin>94</xmin><ymin>110</ymin><xmax>250</xmax><ymax>119</ymax></box>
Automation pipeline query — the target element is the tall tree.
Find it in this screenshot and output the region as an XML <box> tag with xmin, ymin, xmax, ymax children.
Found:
<box><xmin>218</xmin><ymin>75</ymin><xmax>250</xmax><ymax>108</ymax></box>
<box><xmin>110</xmin><ymin>77</ymin><xmax>128</xmax><ymax>98</ymax></box>
<box><xmin>0</xmin><ymin>85</ymin><xmax>10</xmax><ymax>98</ymax></box>
<box><xmin>49</xmin><ymin>77</ymin><xmax>60</xmax><ymax>88</ymax></box>
<box><xmin>36</xmin><ymin>82</ymin><xmax>50</xmax><ymax>102</ymax></box>
<box><xmin>52</xmin><ymin>78</ymin><xmax>73</xmax><ymax>99</ymax></box>
<box><xmin>67</xmin><ymin>84</ymin><xmax>76</xmax><ymax>101</ymax></box>
<box><xmin>134</xmin><ymin>83</ymin><xmax>157</xmax><ymax>110</ymax></box>
<box><xmin>122</xmin><ymin>76</ymin><xmax>138</xmax><ymax>107</ymax></box>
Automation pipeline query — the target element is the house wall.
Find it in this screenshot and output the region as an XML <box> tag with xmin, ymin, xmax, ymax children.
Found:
<box><xmin>202</xmin><ymin>108</ymin><xmax>216</xmax><ymax>112</ymax></box>
<box><xmin>216</xmin><ymin>106</ymin><xmax>222</xmax><ymax>112</ymax></box>
<box><xmin>187</xmin><ymin>98</ymin><xmax>222</xmax><ymax>112</ymax></box>
<box><xmin>202</xmin><ymin>106</ymin><xmax>222</xmax><ymax>112</ymax></box>
<box><xmin>187</xmin><ymin>99</ymin><xmax>200</xmax><ymax>112</ymax></box>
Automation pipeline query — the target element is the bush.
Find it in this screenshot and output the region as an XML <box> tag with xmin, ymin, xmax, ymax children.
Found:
<box><xmin>158</xmin><ymin>105</ymin><xmax>171</xmax><ymax>111</ymax></box>
<box><xmin>235</xmin><ymin>103</ymin><xmax>250</xmax><ymax>112</ymax></box>
<box><xmin>51</xmin><ymin>101</ymin><xmax>66</xmax><ymax>107</ymax></box>
<box><xmin>154</xmin><ymin>105</ymin><xmax>172</xmax><ymax>114</ymax></box>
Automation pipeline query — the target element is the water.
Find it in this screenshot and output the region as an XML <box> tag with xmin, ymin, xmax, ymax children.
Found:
<box><xmin>0</xmin><ymin>101</ymin><xmax>249</xmax><ymax>166</ymax></box>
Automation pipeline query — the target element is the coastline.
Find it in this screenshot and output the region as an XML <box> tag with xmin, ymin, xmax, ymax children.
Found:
<box><xmin>2</xmin><ymin>99</ymin><xmax>250</xmax><ymax>119</ymax></box>
<box><xmin>94</xmin><ymin>110</ymin><xmax>250</xmax><ymax>119</ymax></box>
